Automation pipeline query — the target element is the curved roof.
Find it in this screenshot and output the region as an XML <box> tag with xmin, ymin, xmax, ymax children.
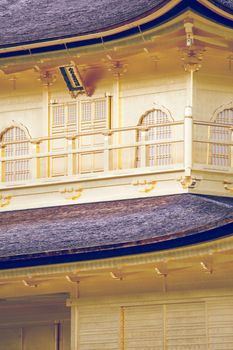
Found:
<box><xmin>0</xmin><ymin>0</ymin><xmax>167</xmax><ymax>48</ymax></box>
<box><xmin>209</xmin><ymin>0</ymin><xmax>233</xmax><ymax>12</ymax></box>
<box><xmin>1</xmin><ymin>194</ymin><xmax>233</xmax><ymax>269</ymax></box>
<box><xmin>0</xmin><ymin>0</ymin><xmax>232</xmax><ymax>50</ymax></box>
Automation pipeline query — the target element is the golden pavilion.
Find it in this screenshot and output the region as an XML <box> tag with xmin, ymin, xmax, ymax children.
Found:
<box><xmin>0</xmin><ymin>0</ymin><xmax>232</xmax><ymax>349</ymax></box>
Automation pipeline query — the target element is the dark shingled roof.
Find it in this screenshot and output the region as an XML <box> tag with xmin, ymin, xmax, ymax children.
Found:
<box><xmin>1</xmin><ymin>194</ymin><xmax>233</xmax><ymax>268</ymax></box>
<box><xmin>0</xmin><ymin>0</ymin><xmax>167</xmax><ymax>48</ymax></box>
<box><xmin>209</xmin><ymin>0</ymin><xmax>233</xmax><ymax>12</ymax></box>
<box><xmin>0</xmin><ymin>0</ymin><xmax>232</xmax><ymax>49</ymax></box>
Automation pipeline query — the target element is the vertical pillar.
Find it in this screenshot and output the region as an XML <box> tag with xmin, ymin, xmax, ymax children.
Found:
<box><xmin>182</xmin><ymin>43</ymin><xmax>204</xmax><ymax>176</ymax></box>
<box><xmin>103</xmin><ymin>131</ymin><xmax>112</xmax><ymax>172</ymax></box>
<box><xmin>183</xmin><ymin>62</ymin><xmax>200</xmax><ymax>176</ymax></box>
<box><xmin>54</xmin><ymin>321</ymin><xmax>61</xmax><ymax>350</ymax></box>
<box><xmin>184</xmin><ymin>111</ymin><xmax>193</xmax><ymax>176</ymax></box>
<box><xmin>0</xmin><ymin>145</ymin><xmax>5</xmax><ymax>183</ymax></box>
<box><xmin>67</xmin><ymin>299</ymin><xmax>79</xmax><ymax>350</ymax></box>
<box><xmin>110</xmin><ymin>62</ymin><xmax>127</xmax><ymax>170</ymax></box>
<box><xmin>120</xmin><ymin>306</ymin><xmax>125</xmax><ymax>350</ymax></box>
<box><xmin>67</xmin><ymin>137</ymin><xmax>75</xmax><ymax>176</ymax></box>
<box><xmin>42</xmin><ymin>85</ymin><xmax>51</xmax><ymax>178</ymax></box>
<box><xmin>39</xmin><ymin>70</ymin><xmax>56</xmax><ymax>177</ymax></box>
<box><xmin>113</xmin><ymin>71</ymin><xmax>121</xmax><ymax>170</ymax></box>
<box><xmin>184</xmin><ymin>66</ymin><xmax>194</xmax><ymax>177</ymax></box>
<box><xmin>139</xmin><ymin>127</ymin><xmax>147</xmax><ymax>168</ymax></box>
<box><xmin>31</xmin><ymin>141</ymin><xmax>40</xmax><ymax>180</ymax></box>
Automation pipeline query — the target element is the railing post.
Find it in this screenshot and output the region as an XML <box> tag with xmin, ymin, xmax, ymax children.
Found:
<box><xmin>31</xmin><ymin>141</ymin><xmax>40</xmax><ymax>180</ymax></box>
<box><xmin>184</xmin><ymin>107</ymin><xmax>193</xmax><ymax>176</ymax></box>
<box><xmin>231</xmin><ymin>127</ymin><xmax>233</xmax><ymax>168</ymax></box>
<box><xmin>67</xmin><ymin>137</ymin><xmax>75</xmax><ymax>176</ymax></box>
<box><xmin>140</xmin><ymin>127</ymin><xmax>148</xmax><ymax>168</ymax></box>
<box><xmin>103</xmin><ymin>131</ymin><xmax>112</xmax><ymax>172</ymax></box>
<box><xmin>0</xmin><ymin>144</ymin><xmax>5</xmax><ymax>183</ymax></box>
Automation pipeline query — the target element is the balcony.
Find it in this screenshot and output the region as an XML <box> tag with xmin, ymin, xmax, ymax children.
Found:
<box><xmin>0</xmin><ymin>120</ymin><xmax>185</xmax><ymax>185</ymax></box>
<box><xmin>0</xmin><ymin>117</ymin><xmax>233</xmax><ymax>209</ymax></box>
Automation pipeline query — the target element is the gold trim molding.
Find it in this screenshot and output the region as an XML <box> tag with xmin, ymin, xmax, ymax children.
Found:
<box><xmin>178</xmin><ymin>176</ymin><xmax>201</xmax><ymax>189</ymax></box>
<box><xmin>60</xmin><ymin>187</ymin><xmax>83</xmax><ymax>200</ymax></box>
<box><xmin>132</xmin><ymin>179</ymin><xmax>157</xmax><ymax>193</ymax></box>
<box><xmin>0</xmin><ymin>193</ymin><xmax>12</xmax><ymax>208</ymax></box>
<box><xmin>223</xmin><ymin>180</ymin><xmax>233</xmax><ymax>193</ymax></box>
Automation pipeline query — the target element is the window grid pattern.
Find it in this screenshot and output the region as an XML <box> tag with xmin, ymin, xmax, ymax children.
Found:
<box><xmin>67</xmin><ymin>103</ymin><xmax>77</xmax><ymax>125</ymax></box>
<box><xmin>81</xmin><ymin>102</ymin><xmax>92</xmax><ymax>122</ymax></box>
<box><xmin>79</xmin><ymin>99</ymin><xmax>107</xmax><ymax>173</ymax></box>
<box><xmin>138</xmin><ymin>109</ymin><xmax>172</xmax><ymax>167</ymax></box>
<box><xmin>52</xmin><ymin>105</ymin><xmax>65</xmax><ymax>126</ymax></box>
<box><xmin>52</xmin><ymin>103</ymin><xmax>77</xmax><ymax>135</ymax></box>
<box><xmin>80</xmin><ymin>100</ymin><xmax>107</xmax><ymax>132</ymax></box>
<box><xmin>211</xmin><ymin>108</ymin><xmax>233</xmax><ymax>167</ymax></box>
<box><xmin>2</xmin><ymin>127</ymin><xmax>30</xmax><ymax>182</ymax></box>
<box><xmin>94</xmin><ymin>100</ymin><xmax>106</xmax><ymax>120</ymax></box>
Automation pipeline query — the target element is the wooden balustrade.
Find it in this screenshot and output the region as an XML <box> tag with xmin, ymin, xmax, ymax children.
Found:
<box><xmin>0</xmin><ymin>122</ymin><xmax>184</xmax><ymax>184</ymax></box>
<box><xmin>193</xmin><ymin>120</ymin><xmax>233</xmax><ymax>169</ymax></box>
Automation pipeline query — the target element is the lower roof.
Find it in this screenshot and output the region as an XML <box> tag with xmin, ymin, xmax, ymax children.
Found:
<box><xmin>1</xmin><ymin>193</ymin><xmax>233</xmax><ymax>269</ymax></box>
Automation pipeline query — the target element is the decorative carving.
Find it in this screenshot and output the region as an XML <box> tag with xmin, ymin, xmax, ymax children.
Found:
<box><xmin>179</xmin><ymin>176</ymin><xmax>201</xmax><ymax>189</ymax></box>
<box><xmin>22</xmin><ymin>279</ymin><xmax>38</xmax><ymax>288</ymax></box>
<box><xmin>0</xmin><ymin>194</ymin><xmax>12</xmax><ymax>208</ymax></box>
<box><xmin>184</xmin><ymin>19</ymin><xmax>194</xmax><ymax>48</ymax></box>
<box><xmin>66</xmin><ymin>275</ymin><xmax>81</xmax><ymax>284</ymax></box>
<box><xmin>200</xmin><ymin>261</ymin><xmax>213</xmax><ymax>274</ymax></box>
<box><xmin>110</xmin><ymin>270</ymin><xmax>123</xmax><ymax>281</ymax></box>
<box><xmin>181</xmin><ymin>46</ymin><xmax>205</xmax><ymax>72</ymax></box>
<box><xmin>132</xmin><ymin>179</ymin><xmax>156</xmax><ymax>193</ymax></box>
<box><xmin>60</xmin><ymin>187</ymin><xmax>83</xmax><ymax>200</ymax></box>
<box><xmin>108</xmin><ymin>61</ymin><xmax>128</xmax><ymax>77</ymax></box>
<box><xmin>223</xmin><ymin>180</ymin><xmax>233</xmax><ymax>192</ymax></box>
<box><xmin>200</xmin><ymin>254</ymin><xmax>213</xmax><ymax>274</ymax></box>
<box><xmin>38</xmin><ymin>69</ymin><xmax>57</xmax><ymax>86</ymax></box>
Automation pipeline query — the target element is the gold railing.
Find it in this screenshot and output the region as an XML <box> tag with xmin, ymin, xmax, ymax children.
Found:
<box><xmin>193</xmin><ymin>120</ymin><xmax>233</xmax><ymax>169</ymax></box>
<box><xmin>0</xmin><ymin>122</ymin><xmax>184</xmax><ymax>184</ymax></box>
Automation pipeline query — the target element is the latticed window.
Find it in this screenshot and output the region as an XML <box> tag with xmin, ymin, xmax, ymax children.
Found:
<box><xmin>2</xmin><ymin>127</ymin><xmax>30</xmax><ymax>182</ymax></box>
<box><xmin>211</xmin><ymin>108</ymin><xmax>233</xmax><ymax>167</ymax></box>
<box><xmin>137</xmin><ymin>109</ymin><xmax>172</xmax><ymax>167</ymax></box>
<box><xmin>79</xmin><ymin>99</ymin><xmax>108</xmax><ymax>173</ymax></box>
<box><xmin>50</xmin><ymin>102</ymin><xmax>78</xmax><ymax>176</ymax></box>
<box><xmin>80</xmin><ymin>99</ymin><xmax>107</xmax><ymax>131</ymax></box>
<box><xmin>50</xmin><ymin>99</ymin><xmax>109</xmax><ymax>176</ymax></box>
<box><xmin>51</xmin><ymin>102</ymin><xmax>77</xmax><ymax>135</ymax></box>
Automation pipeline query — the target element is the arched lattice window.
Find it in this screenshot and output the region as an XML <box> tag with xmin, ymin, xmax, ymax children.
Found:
<box><xmin>211</xmin><ymin>108</ymin><xmax>233</xmax><ymax>167</ymax></box>
<box><xmin>137</xmin><ymin>109</ymin><xmax>173</xmax><ymax>167</ymax></box>
<box><xmin>2</xmin><ymin>126</ymin><xmax>30</xmax><ymax>182</ymax></box>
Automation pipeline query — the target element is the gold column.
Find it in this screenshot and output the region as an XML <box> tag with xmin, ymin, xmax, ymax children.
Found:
<box><xmin>182</xmin><ymin>44</ymin><xmax>204</xmax><ymax>176</ymax></box>
<box><xmin>67</xmin><ymin>298</ymin><xmax>79</xmax><ymax>350</ymax></box>
<box><xmin>109</xmin><ymin>61</ymin><xmax>127</xmax><ymax>170</ymax></box>
<box><xmin>1</xmin><ymin>145</ymin><xmax>5</xmax><ymax>183</ymax></box>
<box><xmin>120</xmin><ymin>306</ymin><xmax>125</xmax><ymax>350</ymax></box>
<box><xmin>39</xmin><ymin>70</ymin><xmax>56</xmax><ymax>178</ymax></box>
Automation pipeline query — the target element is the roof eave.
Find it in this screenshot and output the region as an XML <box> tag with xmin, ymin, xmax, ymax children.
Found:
<box><xmin>0</xmin><ymin>0</ymin><xmax>232</xmax><ymax>59</ymax></box>
<box><xmin>1</xmin><ymin>220</ymin><xmax>233</xmax><ymax>271</ymax></box>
